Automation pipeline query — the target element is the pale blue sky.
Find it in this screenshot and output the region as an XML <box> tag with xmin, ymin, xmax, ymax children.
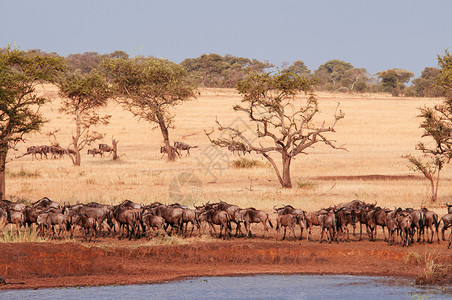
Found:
<box><xmin>1</xmin><ymin>0</ymin><xmax>451</xmax><ymax>76</ymax></box>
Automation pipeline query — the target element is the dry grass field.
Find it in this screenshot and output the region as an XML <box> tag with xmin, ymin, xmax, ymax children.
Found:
<box><xmin>6</xmin><ymin>85</ymin><xmax>450</xmax><ymax>214</ymax></box>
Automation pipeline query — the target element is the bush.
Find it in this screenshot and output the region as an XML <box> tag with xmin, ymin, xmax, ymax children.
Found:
<box><xmin>6</xmin><ymin>168</ymin><xmax>41</xmax><ymax>178</ymax></box>
<box><xmin>232</xmin><ymin>158</ymin><xmax>265</xmax><ymax>169</ymax></box>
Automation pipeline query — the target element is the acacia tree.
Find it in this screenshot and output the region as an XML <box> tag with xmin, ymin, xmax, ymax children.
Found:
<box><xmin>102</xmin><ymin>57</ymin><xmax>197</xmax><ymax>161</ymax></box>
<box><xmin>405</xmin><ymin>51</ymin><xmax>452</xmax><ymax>202</ymax></box>
<box><xmin>57</xmin><ymin>71</ymin><xmax>112</xmax><ymax>166</ymax></box>
<box><xmin>0</xmin><ymin>47</ymin><xmax>64</xmax><ymax>199</ymax></box>
<box><xmin>207</xmin><ymin>72</ymin><xmax>345</xmax><ymax>188</ymax></box>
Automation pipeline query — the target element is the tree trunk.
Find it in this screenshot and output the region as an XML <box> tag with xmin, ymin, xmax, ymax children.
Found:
<box><xmin>72</xmin><ymin>135</ymin><xmax>81</xmax><ymax>166</ymax></box>
<box><xmin>112</xmin><ymin>138</ymin><xmax>119</xmax><ymax>160</ymax></box>
<box><xmin>432</xmin><ymin>168</ymin><xmax>441</xmax><ymax>202</ymax></box>
<box><xmin>281</xmin><ymin>154</ymin><xmax>292</xmax><ymax>188</ymax></box>
<box><xmin>157</xmin><ymin>112</ymin><xmax>176</xmax><ymax>162</ymax></box>
<box><xmin>0</xmin><ymin>153</ymin><xmax>6</xmax><ymax>200</ymax></box>
<box><xmin>72</xmin><ymin>112</ymin><xmax>81</xmax><ymax>166</ymax></box>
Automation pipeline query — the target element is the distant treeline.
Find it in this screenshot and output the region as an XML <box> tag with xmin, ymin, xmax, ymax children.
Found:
<box><xmin>26</xmin><ymin>49</ymin><xmax>445</xmax><ymax>97</ymax></box>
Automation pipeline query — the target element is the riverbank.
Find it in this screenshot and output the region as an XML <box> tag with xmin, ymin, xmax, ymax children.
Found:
<box><xmin>0</xmin><ymin>238</ymin><xmax>451</xmax><ymax>290</ymax></box>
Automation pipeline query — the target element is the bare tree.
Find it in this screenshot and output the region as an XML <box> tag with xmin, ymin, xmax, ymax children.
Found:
<box><xmin>405</xmin><ymin>51</ymin><xmax>452</xmax><ymax>202</ymax></box>
<box><xmin>206</xmin><ymin>72</ymin><xmax>345</xmax><ymax>188</ymax></box>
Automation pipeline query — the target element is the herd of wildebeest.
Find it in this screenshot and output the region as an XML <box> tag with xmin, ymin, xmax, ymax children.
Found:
<box><xmin>1</xmin><ymin>196</ymin><xmax>452</xmax><ymax>248</ymax></box>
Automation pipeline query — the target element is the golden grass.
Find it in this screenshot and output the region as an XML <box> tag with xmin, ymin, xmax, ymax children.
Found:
<box><xmin>6</xmin><ymin>86</ymin><xmax>451</xmax><ymax>214</ymax></box>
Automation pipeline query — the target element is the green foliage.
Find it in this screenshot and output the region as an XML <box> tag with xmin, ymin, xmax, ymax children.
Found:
<box><xmin>281</xmin><ymin>60</ymin><xmax>311</xmax><ymax>76</ymax></box>
<box><xmin>0</xmin><ymin>46</ymin><xmax>65</xmax><ymax>154</ymax></box>
<box><xmin>181</xmin><ymin>53</ymin><xmax>273</xmax><ymax>88</ymax></box>
<box><xmin>411</xmin><ymin>67</ymin><xmax>443</xmax><ymax>97</ymax></box>
<box><xmin>103</xmin><ymin>56</ymin><xmax>196</xmax><ymax>126</ymax></box>
<box><xmin>58</xmin><ymin>70</ymin><xmax>112</xmax><ymax>114</ymax></box>
<box><xmin>312</xmin><ymin>60</ymin><xmax>372</xmax><ymax>92</ymax></box>
<box><xmin>57</xmin><ymin>70</ymin><xmax>112</xmax><ymax>165</ymax></box>
<box><xmin>377</xmin><ymin>69</ymin><xmax>414</xmax><ymax>96</ymax></box>
<box><xmin>65</xmin><ymin>51</ymin><xmax>129</xmax><ymax>74</ymax></box>
<box><xmin>437</xmin><ymin>50</ymin><xmax>452</xmax><ymax>100</ymax></box>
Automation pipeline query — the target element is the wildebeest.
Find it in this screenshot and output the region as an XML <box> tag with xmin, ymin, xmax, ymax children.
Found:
<box><xmin>421</xmin><ymin>208</ymin><xmax>439</xmax><ymax>243</ymax></box>
<box><xmin>406</xmin><ymin>208</ymin><xmax>426</xmax><ymax>243</ymax></box>
<box><xmin>273</xmin><ymin>205</ymin><xmax>306</xmax><ymax>239</ymax></box>
<box><xmin>72</xmin><ymin>213</ymin><xmax>97</xmax><ymax>242</ymax></box>
<box><xmin>240</xmin><ymin>207</ymin><xmax>273</xmax><ymax>238</ymax></box>
<box><xmin>112</xmin><ymin>205</ymin><xmax>143</xmax><ymax>240</ymax></box>
<box><xmin>160</xmin><ymin>145</ymin><xmax>181</xmax><ymax>158</ymax></box>
<box><xmin>152</xmin><ymin>204</ymin><xmax>184</xmax><ymax>234</ymax></box>
<box><xmin>397</xmin><ymin>211</ymin><xmax>412</xmax><ymax>247</ymax></box>
<box><xmin>199</xmin><ymin>209</ymin><xmax>231</xmax><ymax>238</ymax></box>
<box><xmin>142</xmin><ymin>213</ymin><xmax>167</xmax><ymax>237</ymax></box>
<box><xmin>318</xmin><ymin>212</ymin><xmax>337</xmax><ymax>243</ymax></box>
<box><xmin>227</xmin><ymin>144</ymin><xmax>250</xmax><ymax>156</ymax></box>
<box><xmin>275</xmin><ymin>214</ymin><xmax>298</xmax><ymax>240</ymax></box>
<box><xmin>87</xmin><ymin>148</ymin><xmax>103</xmax><ymax>157</ymax></box>
<box><xmin>446</xmin><ymin>203</ymin><xmax>452</xmax><ymax>214</ymax></box>
<box><xmin>173</xmin><ymin>141</ymin><xmax>198</xmax><ymax>157</ymax></box>
<box><xmin>99</xmin><ymin>143</ymin><xmax>113</xmax><ymax>154</ymax></box>
<box><xmin>440</xmin><ymin>213</ymin><xmax>452</xmax><ymax>241</ymax></box>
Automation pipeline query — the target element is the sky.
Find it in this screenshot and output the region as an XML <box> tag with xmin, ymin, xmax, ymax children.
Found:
<box><xmin>1</xmin><ymin>0</ymin><xmax>451</xmax><ymax>77</ymax></box>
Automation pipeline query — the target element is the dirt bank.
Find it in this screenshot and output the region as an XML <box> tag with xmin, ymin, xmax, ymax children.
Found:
<box><xmin>0</xmin><ymin>238</ymin><xmax>451</xmax><ymax>290</ymax></box>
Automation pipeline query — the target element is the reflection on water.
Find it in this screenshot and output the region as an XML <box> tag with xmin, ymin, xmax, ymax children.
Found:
<box><xmin>0</xmin><ymin>275</ymin><xmax>450</xmax><ymax>300</ymax></box>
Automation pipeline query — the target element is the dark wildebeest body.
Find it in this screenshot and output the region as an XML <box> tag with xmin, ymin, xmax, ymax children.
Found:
<box><xmin>142</xmin><ymin>213</ymin><xmax>167</xmax><ymax>237</ymax></box>
<box><xmin>43</xmin><ymin>211</ymin><xmax>70</xmax><ymax>239</ymax></box>
<box><xmin>368</xmin><ymin>207</ymin><xmax>388</xmax><ymax>241</ymax></box>
<box><xmin>99</xmin><ymin>143</ymin><xmax>113</xmax><ymax>156</ymax></box>
<box><xmin>440</xmin><ymin>214</ymin><xmax>452</xmax><ymax>241</ymax></box>
<box><xmin>112</xmin><ymin>206</ymin><xmax>142</xmax><ymax>240</ymax></box>
<box><xmin>73</xmin><ymin>214</ymin><xmax>97</xmax><ymax>242</ymax></box>
<box><xmin>318</xmin><ymin>211</ymin><xmax>337</xmax><ymax>243</ymax></box>
<box><xmin>405</xmin><ymin>208</ymin><xmax>426</xmax><ymax>243</ymax></box>
<box><xmin>160</xmin><ymin>145</ymin><xmax>181</xmax><ymax>158</ymax></box>
<box><xmin>88</xmin><ymin>148</ymin><xmax>103</xmax><ymax>157</ymax></box>
<box><xmin>200</xmin><ymin>209</ymin><xmax>231</xmax><ymax>238</ymax></box>
<box><xmin>275</xmin><ymin>214</ymin><xmax>297</xmax><ymax>240</ymax></box>
<box><xmin>153</xmin><ymin>204</ymin><xmax>184</xmax><ymax>234</ymax></box>
<box><xmin>241</xmin><ymin>208</ymin><xmax>273</xmax><ymax>238</ymax></box>
<box><xmin>274</xmin><ymin>205</ymin><xmax>306</xmax><ymax>239</ymax></box>
<box><xmin>421</xmin><ymin>208</ymin><xmax>439</xmax><ymax>243</ymax></box>
<box><xmin>397</xmin><ymin>211</ymin><xmax>412</xmax><ymax>247</ymax></box>
<box><xmin>227</xmin><ymin>144</ymin><xmax>250</xmax><ymax>156</ymax></box>
<box><xmin>174</xmin><ymin>141</ymin><xmax>198</xmax><ymax>157</ymax></box>
<box><xmin>335</xmin><ymin>208</ymin><xmax>356</xmax><ymax>242</ymax></box>
<box><xmin>180</xmin><ymin>208</ymin><xmax>201</xmax><ymax>236</ymax></box>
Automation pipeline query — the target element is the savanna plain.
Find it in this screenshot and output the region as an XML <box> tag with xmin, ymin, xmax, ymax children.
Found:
<box><xmin>1</xmin><ymin>86</ymin><xmax>451</xmax><ymax>290</ymax></box>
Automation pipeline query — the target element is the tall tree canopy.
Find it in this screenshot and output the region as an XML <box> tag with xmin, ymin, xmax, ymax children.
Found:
<box><xmin>103</xmin><ymin>57</ymin><xmax>197</xmax><ymax>161</ymax></box>
<box><xmin>377</xmin><ymin>69</ymin><xmax>414</xmax><ymax>96</ymax></box>
<box><xmin>181</xmin><ymin>53</ymin><xmax>273</xmax><ymax>88</ymax></box>
<box><xmin>0</xmin><ymin>47</ymin><xmax>64</xmax><ymax>199</ymax></box>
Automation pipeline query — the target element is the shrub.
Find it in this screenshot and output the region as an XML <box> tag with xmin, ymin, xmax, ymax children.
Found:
<box><xmin>232</xmin><ymin>158</ymin><xmax>264</xmax><ymax>169</ymax></box>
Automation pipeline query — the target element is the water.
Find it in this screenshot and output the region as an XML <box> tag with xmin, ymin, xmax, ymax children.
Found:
<box><xmin>0</xmin><ymin>275</ymin><xmax>450</xmax><ymax>300</ymax></box>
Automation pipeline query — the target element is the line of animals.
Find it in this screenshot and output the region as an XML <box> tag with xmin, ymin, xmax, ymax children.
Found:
<box><xmin>1</xmin><ymin>197</ymin><xmax>452</xmax><ymax>248</ymax></box>
<box><xmin>26</xmin><ymin>141</ymin><xmax>248</xmax><ymax>161</ymax></box>
<box><xmin>25</xmin><ymin>143</ymin><xmax>114</xmax><ymax>160</ymax></box>
<box><xmin>160</xmin><ymin>141</ymin><xmax>250</xmax><ymax>158</ymax></box>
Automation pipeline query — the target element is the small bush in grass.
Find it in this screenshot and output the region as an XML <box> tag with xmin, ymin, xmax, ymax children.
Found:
<box><xmin>6</xmin><ymin>168</ymin><xmax>41</xmax><ymax>179</ymax></box>
<box><xmin>232</xmin><ymin>158</ymin><xmax>264</xmax><ymax>169</ymax></box>
<box><xmin>296</xmin><ymin>179</ymin><xmax>317</xmax><ymax>190</ymax></box>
